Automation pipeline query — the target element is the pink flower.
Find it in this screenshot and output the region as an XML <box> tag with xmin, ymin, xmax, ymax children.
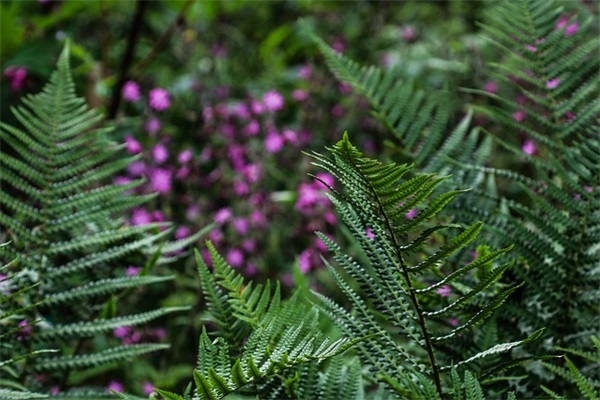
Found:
<box><xmin>152</xmin><ymin>143</ymin><xmax>169</xmax><ymax>164</ymax></box>
<box><xmin>400</xmin><ymin>26</ymin><xmax>416</xmax><ymax>43</ymax></box>
<box><xmin>282</xmin><ymin>129</ymin><xmax>299</xmax><ymax>146</ymax></box>
<box><xmin>3</xmin><ymin>66</ymin><xmax>27</xmax><ymax>90</ymax></box>
<box><xmin>244</xmin><ymin>120</ymin><xmax>260</xmax><ymax>136</ymax></box>
<box><xmin>250</xmin><ymin>99</ymin><xmax>265</xmax><ymax>115</ymax></box>
<box><xmin>178</xmin><ymin>149</ymin><xmax>192</xmax><ymax>164</ymax></box>
<box><xmin>114</xmin><ymin>326</ymin><xmax>131</xmax><ymax>339</ymax></box>
<box><xmin>125</xmin><ymin>135</ymin><xmax>141</xmax><ymax>154</ymax></box>
<box><xmin>145</xmin><ymin>117</ymin><xmax>161</xmax><ymax>134</ymax></box>
<box><xmin>565</xmin><ymin>22</ymin><xmax>579</xmax><ymax>36</ymax></box>
<box><xmin>298</xmin><ymin>65</ymin><xmax>312</xmax><ymax>80</ymax></box>
<box><xmin>265</xmin><ymin>133</ymin><xmax>284</xmax><ymax>153</ymax></box>
<box><xmin>233</xmin><ymin>218</ymin><xmax>249</xmax><ymax>235</ymax></box>
<box><xmin>215</xmin><ymin>208</ymin><xmax>232</xmax><ymax>224</ymax></box>
<box><xmin>522</xmin><ymin>139</ymin><xmax>536</xmax><ymax>155</ymax></box>
<box><xmin>314</xmin><ymin>172</ymin><xmax>335</xmax><ymax>189</ymax></box>
<box><xmin>555</xmin><ymin>16</ymin><xmax>568</xmax><ymax>30</ymax></box>
<box><xmin>292</xmin><ymin>89</ymin><xmax>308</xmax><ymax>101</ymax></box>
<box><xmin>484</xmin><ymin>81</ymin><xmax>498</xmax><ymax>94</ymax></box>
<box><xmin>262</xmin><ymin>90</ymin><xmax>284</xmax><ymax>112</ymax></box>
<box><xmin>365</xmin><ymin>227</ymin><xmax>375</xmax><ymax>240</ymax></box>
<box><xmin>227</xmin><ymin>248</ymin><xmax>244</xmax><ymax>268</ymax></box>
<box><xmin>242</xmin><ymin>239</ymin><xmax>257</xmax><ymax>253</ymax></box>
<box><xmin>127</xmin><ymin>160</ymin><xmax>145</xmax><ymax>176</ymax></box>
<box><xmin>546</xmin><ymin>78</ymin><xmax>560</xmax><ymax>89</ymax></box>
<box><xmin>125</xmin><ymin>266</ymin><xmax>141</xmax><ymax>276</ymax></box>
<box><xmin>114</xmin><ymin>176</ymin><xmax>131</xmax><ymax>186</ymax></box>
<box><xmin>122</xmin><ymin>81</ymin><xmax>140</xmax><ymax>102</ymax></box>
<box><xmin>298</xmin><ymin>249</ymin><xmax>313</xmax><ymax>273</ymax></box>
<box><xmin>233</xmin><ymin>180</ymin><xmax>249</xmax><ymax>196</ymax></box>
<box><xmin>16</xmin><ymin>320</ymin><xmax>32</xmax><ymax>338</ymax></box>
<box><xmin>448</xmin><ymin>318</ymin><xmax>459</xmax><ymax>327</ymax></box>
<box><xmin>50</xmin><ymin>386</ymin><xmax>60</xmax><ymax>395</ymax></box>
<box><xmin>584</xmin><ymin>186</ymin><xmax>593</xmax><ymax>193</ymax></box>
<box><xmin>149</xmin><ymin>88</ymin><xmax>170</xmax><ymax>111</ymax></box>
<box><xmin>250</xmin><ymin>210</ymin><xmax>267</xmax><ymax>228</ymax></box>
<box><xmin>525</xmin><ymin>44</ymin><xmax>537</xmax><ymax>52</ymax></box>
<box><xmin>175</xmin><ymin>226</ymin><xmax>191</xmax><ymax>239</ymax></box>
<box><xmin>131</xmin><ymin>208</ymin><xmax>151</xmax><ymax>226</ymax></box>
<box><xmin>405</xmin><ymin>208</ymin><xmax>418</xmax><ymax>219</ymax></box>
<box><xmin>436</xmin><ymin>285</ymin><xmax>452</xmax><ymax>297</ymax></box>
<box><xmin>512</xmin><ymin>110</ymin><xmax>526</xmax><ymax>122</ymax></box>
<box><xmin>107</xmin><ymin>381</ymin><xmax>123</xmax><ymax>393</ymax></box>
<box><xmin>150</xmin><ymin>168</ymin><xmax>172</xmax><ymax>194</ymax></box>
<box><xmin>331</xmin><ymin>104</ymin><xmax>344</xmax><ymax>118</ymax></box>
<box><xmin>142</xmin><ymin>382</ymin><xmax>154</xmax><ymax>396</ymax></box>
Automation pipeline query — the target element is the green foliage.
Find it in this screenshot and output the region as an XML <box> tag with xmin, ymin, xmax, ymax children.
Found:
<box><xmin>307</xmin><ymin>133</ymin><xmax>540</xmax><ymax>398</ymax></box>
<box><xmin>175</xmin><ymin>244</ymin><xmax>355</xmax><ymax>400</ymax></box>
<box><xmin>0</xmin><ymin>42</ymin><xmax>204</xmax><ymax>394</ymax></box>
<box><xmin>458</xmin><ymin>0</ymin><xmax>599</xmax><ymax>372</ymax></box>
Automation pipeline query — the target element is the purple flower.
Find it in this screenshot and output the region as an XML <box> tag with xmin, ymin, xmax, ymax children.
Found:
<box><xmin>152</xmin><ymin>143</ymin><xmax>169</xmax><ymax>164</ymax></box>
<box><xmin>107</xmin><ymin>381</ymin><xmax>123</xmax><ymax>393</ymax></box>
<box><xmin>244</xmin><ymin>120</ymin><xmax>260</xmax><ymax>136</ymax></box>
<box><xmin>131</xmin><ymin>208</ymin><xmax>152</xmax><ymax>226</ymax></box>
<box><xmin>405</xmin><ymin>208</ymin><xmax>418</xmax><ymax>220</ymax></box>
<box><xmin>298</xmin><ymin>65</ymin><xmax>312</xmax><ymax>80</ymax></box>
<box><xmin>555</xmin><ymin>16</ymin><xmax>568</xmax><ymax>30</ymax></box>
<box><xmin>233</xmin><ymin>218</ymin><xmax>249</xmax><ymax>235</ymax></box>
<box><xmin>265</xmin><ymin>133</ymin><xmax>284</xmax><ymax>153</ymax></box>
<box><xmin>227</xmin><ymin>248</ymin><xmax>244</xmax><ymax>268</ymax></box>
<box><xmin>145</xmin><ymin>117</ymin><xmax>161</xmax><ymax>135</ymax></box>
<box><xmin>282</xmin><ymin>129</ymin><xmax>299</xmax><ymax>146</ymax></box>
<box><xmin>50</xmin><ymin>386</ymin><xmax>60</xmax><ymax>395</ymax></box>
<box><xmin>436</xmin><ymin>285</ymin><xmax>452</xmax><ymax>297</ymax></box>
<box><xmin>142</xmin><ymin>382</ymin><xmax>154</xmax><ymax>396</ymax></box>
<box><xmin>400</xmin><ymin>26</ymin><xmax>416</xmax><ymax>43</ymax></box>
<box><xmin>215</xmin><ymin>208</ymin><xmax>232</xmax><ymax>224</ymax></box>
<box><xmin>125</xmin><ymin>266</ymin><xmax>141</xmax><ymax>276</ymax></box>
<box><xmin>16</xmin><ymin>320</ymin><xmax>32</xmax><ymax>338</ymax></box>
<box><xmin>122</xmin><ymin>81</ymin><xmax>140</xmax><ymax>102</ymax></box>
<box><xmin>242</xmin><ymin>239</ymin><xmax>257</xmax><ymax>253</ymax></box>
<box><xmin>584</xmin><ymin>186</ymin><xmax>593</xmax><ymax>193</ymax></box>
<box><xmin>512</xmin><ymin>110</ymin><xmax>526</xmax><ymax>122</ymax></box>
<box><xmin>114</xmin><ymin>326</ymin><xmax>131</xmax><ymax>339</ymax></box>
<box><xmin>546</xmin><ymin>78</ymin><xmax>560</xmax><ymax>89</ymax></box>
<box><xmin>114</xmin><ymin>176</ymin><xmax>131</xmax><ymax>186</ymax></box>
<box><xmin>175</xmin><ymin>226</ymin><xmax>191</xmax><ymax>239</ymax></box>
<box><xmin>525</xmin><ymin>44</ymin><xmax>537</xmax><ymax>53</ymax></box>
<box><xmin>150</xmin><ymin>168</ymin><xmax>172</xmax><ymax>194</ymax></box>
<box><xmin>522</xmin><ymin>139</ymin><xmax>536</xmax><ymax>156</ymax></box>
<box><xmin>292</xmin><ymin>89</ymin><xmax>308</xmax><ymax>101</ymax></box>
<box><xmin>448</xmin><ymin>318</ymin><xmax>459</xmax><ymax>327</ymax></box>
<box><xmin>250</xmin><ymin>210</ymin><xmax>267</xmax><ymax>228</ymax></box>
<box><xmin>250</xmin><ymin>99</ymin><xmax>265</xmax><ymax>115</ymax></box>
<box><xmin>149</xmin><ymin>88</ymin><xmax>170</xmax><ymax>111</ymax></box>
<box><xmin>233</xmin><ymin>180</ymin><xmax>249</xmax><ymax>196</ymax></box>
<box><xmin>565</xmin><ymin>22</ymin><xmax>579</xmax><ymax>36</ymax></box>
<box><xmin>127</xmin><ymin>160</ymin><xmax>145</xmax><ymax>176</ymax></box>
<box><xmin>365</xmin><ymin>227</ymin><xmax>375</xmax><ymax>240</ymax></box>
<box><xmin>314</xmin><ymin>172</ymin><xmax>335</xmax><ymax>189</ymax></box>
<box><xmin>3</xmin><ymin>66</ymin><xmax>27</xmax><ymax>90</ymax></box>
<box><xmin>178</xmin><ymin>149</ymin><xmax>192</xmax><ymax>164</ymax></box>
<box><xmin>125</xmin><ymin>135</ymin><xmax>142</xmax><ymax>154</ymax></box>
<box><xmin>331</xmin><ymin>104</ymin><xmax>344</xmax><ymax>118</ymax></box>
<box><xmin>262</xmin><ymin>90</ymin><xmax>284</xmax><ymax>112</ymax></box>
<box><xmin>484</xmin><ymin>81</ymin><xmax>498</xmax><ymax>94</ymax></box>
<box><xmin>298</xmin><ymin>249</ymin><xmax>313</xmax><ymax>273</ymax></box>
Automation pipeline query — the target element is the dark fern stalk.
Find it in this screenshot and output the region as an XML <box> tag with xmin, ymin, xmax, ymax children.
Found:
<box><xmin>0</xmin><ymin>42</ymin><xmax>206</xmax><ymax>396</ymax></box>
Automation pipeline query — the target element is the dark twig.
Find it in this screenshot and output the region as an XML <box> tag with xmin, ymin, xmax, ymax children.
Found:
<box><xmin>107</xmin><ymin>0</ymin><xmax>148</xmax><ymax>119</ymax></box>
<box><xmin>130</xmin><ymin>0</ymin><xmax>194</xmax><ymax>78</ymax></box>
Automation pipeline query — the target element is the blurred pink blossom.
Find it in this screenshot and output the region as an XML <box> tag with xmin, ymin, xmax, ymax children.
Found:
<box><xmin>142</xmin><ymin>382</ymin><xmax>154</xmax><ymax>396</ymax></box>
<box><xmin>149</xmin><ymin>88</ymin><xmax>170</xmax><ymax>111</ymax></box>
<box><xmin>512</xmin><ymin>110</ymin><xmax>526</xmax><ymax>122</ymax></box>
<box><xmin>365</xmin><ymin>227</ymin><xmax>375</xmax><ymax>240</ymax></box>
<box><xmin>122</xmin><ymin>81</ymin><xmax>140</xmax><ymax>102</ymax></box>
<box><xmin>522</xmin><ymin>139</ymin><xmax>536</xmax><ymax>155</ymax></box>
<box><xmin>150</xmin><ymin>168</ymin><xmax>172</xmax><ymax>194</ymax></box>
<box><xmin>263</xmin><ymin>90</ymin><xmax>284</xmax><ymax>112</ymax></box>
<box><xmin>525</xmin><ymin>44</ymin><xmax>537</xmax><ymax>52</ymax></box>
<box><xmin>145</xmin><ymin>117</ymin><xmax>161</xmax><ymax>134</ymax></box>
<box><xmin>405</xmin><ymin>208</ymin><xmax>418</xmax><ymax>219</ymax></box>
<box><xmin>436</xmin><ymin>285</ymin><xmax>452</xmax><ymax>297</ymax></box>
<box><xmin>125</xmin><ymin>135</ymin><xmax>141</xmax><ymax>154</ymax></box>
<box><xmin>227</xmin><ymin>248</ymin><xmax>244</xmax><ymax>268</ymax></box>
<box><xmin>298</xmin><ymin>249</ymin><xmax>313</xmax><ymax>273</ymax></box>
<box><xmin>178</xmin><ymin>149</ymin><xmax>192</xmax><ymax>164</ymax></box>
<box><xmin>152</xmin><ymin>143</ymin><xmax>169</xmax><ymax>164</ymax></box>
<box><xmin>131</xmin><ymin>208</ymin><xmax>152</xmax><ymax>225</ymax></box>
<box><xmin>107</xmin><ymin>381</ymin><xmax>123</xmax><ymax>393</ymax></box>
<box><xmin>233</xmin><ymin>218</ymin><xmax>249</xmax><ymax>235</ymax></box>
<box><xmin>125</xmin><ymin>266</ymin><xmax>141</xmax><ymax>276</ymax></box>
<box><xmin>298</xmin><ymin>65</ymin><xmax>312</xmax><ymax>80</ymax></box>
<box><xmin>555</xmin><ymin>16</ymin><xmax>568</xmax><ymax>30</ymax></box>
<box><xmin>175</xmin><ymin>226</ymin><xmax>191</xmax><ymax>240</ymax></box>
<box><xmin>265</xmin><ymin>133</ymin><xmax>284</xmax><ymax>153</ymax></box>
<box><xmin>215</xmin><ymin>208</ymin><xmax>232</xmax><ymax>224</ymax></box>
<box><xmin>3</xmin><ymin>66</ymin><xmax>27</xmax><ymax>90</ymax></box>
<box><xmin>484</xmin><ymin>81</ymin><xmax>498</xmax><ymax>94</ymax></box>
<box><xmin>292</xmin><ymin>89</ymin><xmax>308</xmax><ymax>101</ymax></box>
<box><xmin>546</xmin><ymin>78</ymin><xmax>560</xmax><ymax>89</ymax></box>
<box><xmin>565</xmin><ymin>22</ymin><xmax>579</xmax><ymax>36</ymax></box>
<box><xmin>244</xmin><ymin>120</ymin><xmax>260</xmax><ymax>136</ymax></box>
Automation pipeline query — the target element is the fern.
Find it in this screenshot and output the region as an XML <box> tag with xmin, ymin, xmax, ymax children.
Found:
<box><xmin>0</xmin><ymin>42</ymin><xmax>205</xmax><ymax>394</ymax></box>
<box><xmin>166</xmin><ymin>244</ymin><xmax>357</xmax><ymax>400</ymax></box>
<box><xmin>307</xmin><ymin>134</ymin><xmax>542</xmax><ymax>398</ymax></box>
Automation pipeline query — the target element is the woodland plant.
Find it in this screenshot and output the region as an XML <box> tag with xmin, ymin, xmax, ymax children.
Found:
<box><xmin>0</xmin><ymin>42</ymin><xmax>207</xmax><ymax>398</ymax></box>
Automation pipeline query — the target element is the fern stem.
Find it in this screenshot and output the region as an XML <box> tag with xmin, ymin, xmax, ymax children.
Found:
<box><xmin>349</xmin><ymin>154</ymin><xmax>444</xmax><ymax>396</ymax></box>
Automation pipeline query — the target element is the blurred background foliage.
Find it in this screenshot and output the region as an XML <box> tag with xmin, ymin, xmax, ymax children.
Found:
<box><xmin>1</xmin><ymin>0</ymin><xmax>596</xmax><ymax>395</ymax></box>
